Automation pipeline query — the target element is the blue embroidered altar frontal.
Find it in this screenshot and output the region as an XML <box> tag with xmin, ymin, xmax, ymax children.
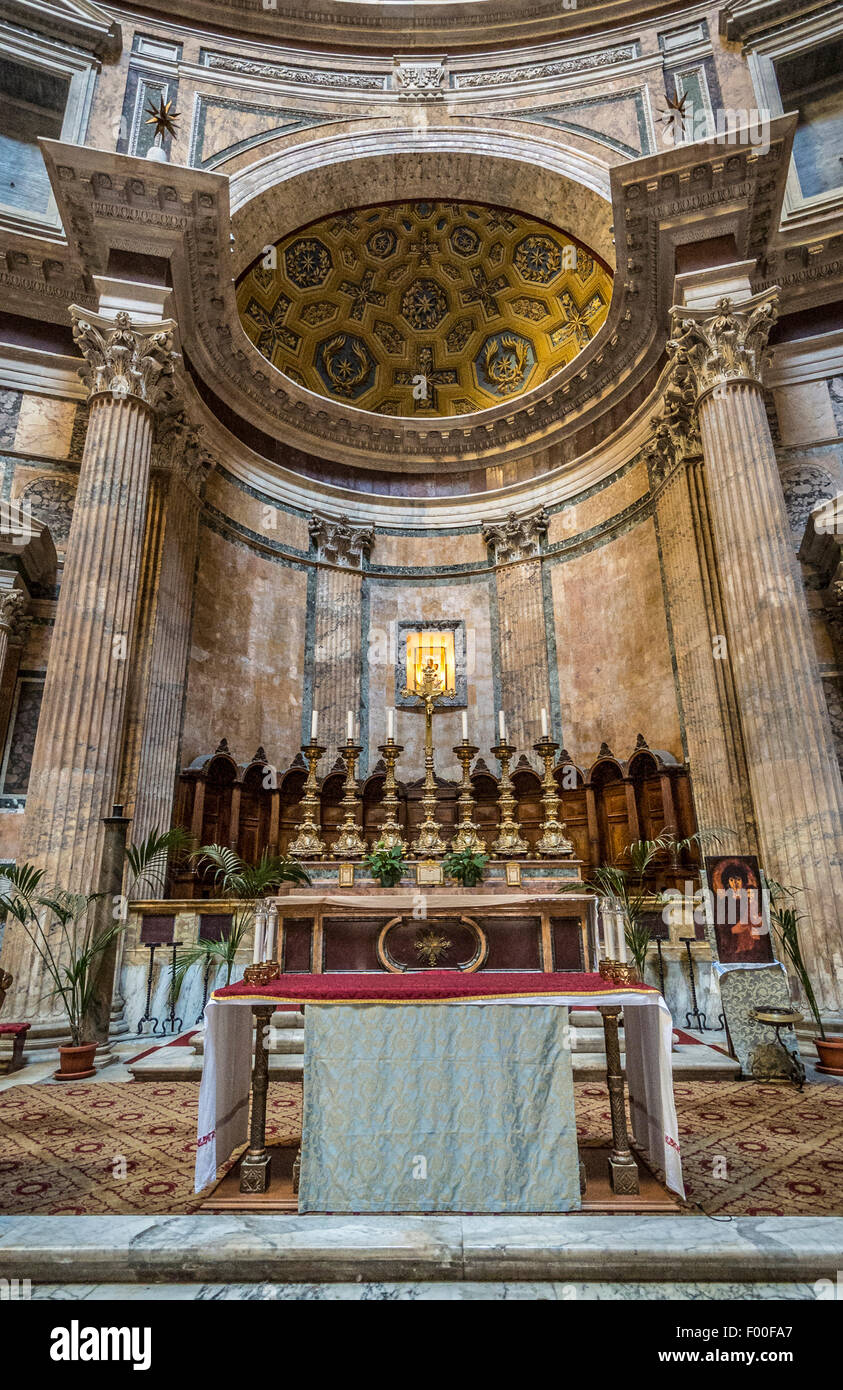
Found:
<box><xmin>299</xmin><ymin>1002</ymin><xmax>581</xmax><ymax>1213</ymax></box>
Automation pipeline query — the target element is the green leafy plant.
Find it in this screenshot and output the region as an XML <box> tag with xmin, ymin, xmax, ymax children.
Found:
<box><xmin>442</xmin><ymin>848</ymin><xmax>488</xmax><ymax>888</ymax></box>
<box><xmin>364</xmin><ymin>842</ymin><xmax>407</xmax><ymax>887</ymax></box>
<box><xmin>0</xmin><ymin>827</ymin><xmax>195</xmax><ymax>1045</ymax></box>
<box><xmin>172</xmin><ymin>845</ymin><xmax>311</xmax><ymax>995</ymax></box>
<box><xmin>125</xmin><ymin>825</ymin><xmax>195</xmax><ymax>897</ymax></box>
<box><xmin>765</xmin><ymin>877</ymin><xmax>824</xmax><ymax>1039</ymax></box>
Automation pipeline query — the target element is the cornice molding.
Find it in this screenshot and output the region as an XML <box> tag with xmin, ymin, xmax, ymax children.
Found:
<box><xmin>1</xmin><ymin>0</ymin><xmax>121</xmax><ymax>58</ymax></box>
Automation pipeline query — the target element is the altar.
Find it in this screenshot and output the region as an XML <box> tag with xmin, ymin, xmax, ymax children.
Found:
<box><xmin>195</xmin><ymin>970</ymin><xmax>684</xmax><ymax>1212</ymax></box>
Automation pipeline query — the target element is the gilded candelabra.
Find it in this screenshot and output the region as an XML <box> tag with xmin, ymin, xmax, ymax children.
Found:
<box><xmin>375</xmin><ymin>738</ymin><xmax>408</xmax><ymax>853</ymax></box>
<box><xmin>331</xmin><ymin>739</ymin><xmax>368</xmax><ymax>858</ymax></box>
<box><xmin>288</xmin><ymin>739</ymin><xmax>327</xmax><ymax>858</ymax></box>
<box><xmin>403</xmin><ymin>657</ymin><xmax>453</xmax><ymax>857</ymax></box>
<box><xmin>533</xmin><ymin>736</ymin><xmax>574</xmax><ymax>857</ymax></box>
<box><xmin>491</xmin><ymin>739</ymin><xmax>529</xmax><ymax>856</ymax></box>
<box><xmin>450</xmin><ymin>740</ymin><xmax>486</xmax><ymax>854</ymax></box>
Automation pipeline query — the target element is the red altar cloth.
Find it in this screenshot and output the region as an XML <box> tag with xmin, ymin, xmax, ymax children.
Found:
<box><xmin>212</xmin><ymin>970</ymin><xmax>658</xmax><ymax>1005</ymax></box>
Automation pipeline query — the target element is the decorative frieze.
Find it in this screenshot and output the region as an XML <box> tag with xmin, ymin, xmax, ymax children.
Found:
<box><xmin>309</xmin><ymin>512</ymin><xmax>374</xmax><ymax>568</ymax></box>
<box><xmin>201</xmin><ymin>50</ymin><xmax>386</xmax><ymax>90</ymax></box>
<box><xmin>70</xmin><ymin>308</ymin><xmax>181</xmax><ymax>413</ymax></box>
<box><xmin>455</xmin><ymin>44</ymin><xmax>639</xmax><ymax>88</ymax></box>
<box><xmin>483</xmin><ymin>506</ymin><xmax>548</xmax><ymax>563</ymax></box>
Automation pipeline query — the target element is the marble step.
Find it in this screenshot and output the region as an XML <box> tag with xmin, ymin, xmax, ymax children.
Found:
<box><xmin>5</xmin><ymin>1214</ymin><xmax>840</xmax><ymax>1285</ymax></box>
<box><xmin>128</xmin><ymin>1048</ymin><xmax>303</xmax><ymax>1081</ymax></box>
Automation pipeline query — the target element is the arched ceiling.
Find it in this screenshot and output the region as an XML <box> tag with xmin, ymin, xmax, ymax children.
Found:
<box><xmin>235</xmin><ymin>199</ymin><xmax>612</xmax><ymax>417</ymax></box>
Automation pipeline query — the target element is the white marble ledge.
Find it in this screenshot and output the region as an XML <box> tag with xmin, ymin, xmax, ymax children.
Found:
<box><xmin>31</xmin><ymin>1281</ymin><xmax>818</xmax><ymax>1301</ymax></box>
<box><xmin>2</xmin><ymin>1216</ymin><xmax>843</xmax><ymax>1285</ymax></box>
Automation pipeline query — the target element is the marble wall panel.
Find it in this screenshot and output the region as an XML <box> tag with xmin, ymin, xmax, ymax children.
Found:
<box><xmin>547</xmin><ymin>462</ymin><xmax>649</xmax><ymax>545</ymax></box>
<box><xmin>13</xmin><ymin>395</ymin><xmax>77</xmax><ymax>459</ymax></box>
<box><xmin>550</xmin><ymin>518</ymin><xmax>682</xmax><ymax>762</ymax></box>
<box><xmin>371</xmin><ymin>530</ymin><xmax>487</xmax><ymax>569</ymax></box>
<box><xmin>366</xmin><ymin>579</ymin><xmax>494</xmax><ymax>780</ymax></box>
<box><xmin>773</xmin><ymin>381</ymin><xmax>837</xmax><ymax>445</ymax></box>
<box><xmin>204</xmin><ymin>470</ymin><xmax>309</xmax><ymax>551</ymax></box>
<box><xmin>181</xmin><ymin>526</ymin><xmax>308</xmax><ymax>766</ymax></box>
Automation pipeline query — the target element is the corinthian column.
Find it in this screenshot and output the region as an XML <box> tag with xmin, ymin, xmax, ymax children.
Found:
<box><xmin>668</xmin><ymin>288</ymin><xmax>843</xmax><ymax>1012</ymax></box>
<box><xmin>310</xmin><ymin>514</ymin><xmax>373</xmax><ymax>759</ymax></box>
<box><xmin>0</xmin><ymin>306</ymin><xmax>179</xmax><ymax>1025</ymax></box>
<box><xmin>119</xmin><ymin>415</ymin><xmax>210</xmax><ymax>869</ymax></box>
<box><xmin>483</xmin><ymin>507</ymin><xmax>552</xmax><ymax>755</ymax></box>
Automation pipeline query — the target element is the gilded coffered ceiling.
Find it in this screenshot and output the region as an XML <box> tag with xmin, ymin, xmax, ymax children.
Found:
<box><xmin>235</xmin><ymin>200</ymin><xmax>613</xmax><ymax>417</ymax></box>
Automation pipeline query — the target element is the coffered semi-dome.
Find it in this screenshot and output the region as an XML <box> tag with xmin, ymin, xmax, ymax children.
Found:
<box><xmin>235</xmin><ymin>199</ymin><xmax>613</xmax><ymax>418</ymax></box>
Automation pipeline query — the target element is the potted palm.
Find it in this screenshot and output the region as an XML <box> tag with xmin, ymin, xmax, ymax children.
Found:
<box><xmin>364</xmin><ymin>842</ymin><xmax>407</xmax><ymax>887</ymax></box>
<box><xmin>767</xmin><ymin>878</ymin><xmax>842</xmax><ymax>1075</ymax></box>
<box><xmin>0</xmin><ymin>827</ymin><xmax>190</xmax><ymax>1077</ymax></box>
<box><xmin>172</xmin><ymin>845</ymin><xmax>310</xmax><ymax>996</ymax></box>
<box><xmin>442</xmin><ymin>848</ymin><xmax>488</xmax><ymax>888</ymax></box>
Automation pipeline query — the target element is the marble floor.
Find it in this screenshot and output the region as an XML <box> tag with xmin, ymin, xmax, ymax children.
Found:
<box><xmin>30</xmin><ymin>1281</ymin><xmax>819</xmax><ymax>1301</ymax></box>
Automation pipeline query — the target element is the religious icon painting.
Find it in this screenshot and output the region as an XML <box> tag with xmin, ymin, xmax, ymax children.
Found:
<box><xmin>704</xmin><ymin>854</ymin><xmax>775</xmax><ymax>965</ymax></box>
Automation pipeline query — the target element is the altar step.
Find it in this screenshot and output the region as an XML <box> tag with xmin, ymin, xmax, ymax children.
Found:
<box><xmin>126</xmin><ymin>1007</ymin><xmax>740</xmax><ymax>1082</ymax></box>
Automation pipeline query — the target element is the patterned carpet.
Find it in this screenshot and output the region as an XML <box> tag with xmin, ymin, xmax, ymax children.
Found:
<box><xmin>0</xmin><ymin>1080</ymin><xmax>841</xmax><ymax>1216</ymax></box>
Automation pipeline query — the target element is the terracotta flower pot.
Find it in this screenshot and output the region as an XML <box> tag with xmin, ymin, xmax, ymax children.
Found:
<box><xmin>54</xmin><ymin>1042</ymin><xmax>97</xmax><ymax>1081</ymax></box>
<box><xmin>814</xmin><ymin>1037</ymin><xmax>843</xmax><ymax>1076</ymax></box>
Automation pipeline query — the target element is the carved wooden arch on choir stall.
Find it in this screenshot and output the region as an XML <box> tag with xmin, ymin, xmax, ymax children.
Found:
<box><xmin>168</xmin><ymin>732</ymin><xmax>699</xmax><ymax>897</ymax></box>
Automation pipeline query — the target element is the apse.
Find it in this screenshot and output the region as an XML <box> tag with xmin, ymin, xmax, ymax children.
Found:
<box><xmin>236</xmin><ymin>199</ymin><xmax>613</xmax><ymax>417</ymax></box>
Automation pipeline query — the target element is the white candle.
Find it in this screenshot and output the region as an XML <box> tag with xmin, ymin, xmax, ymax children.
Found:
<box><xmin>267</xmin><ymin>903</ymin><xmax>279</xmax><ymax>962</ymax></box>
<box><xmin>387</xmin><ymin>707</ymin><xmax>394</xmax><ymax>740</ymax></box>
<box><xmin>311</xmin><ymin>709</ymin><xmax>318</xmax><ymax>741</ymax></box>
<box><xmin>253</xmin><ymin>906</ymin><xmax>266</xmax><ymax>963</ymax></box>
<box><xmin>615</xmin><ymin>910</ymin><xmax>628</xmax><ymax>963</ymax></box>
<box><xmin>498</xmin><ymin>709</ymin><xmax>506</xmax><ymax>741</ymax></box>
<box><xmin>346</xmin><ymin>710</ymin><xmax>353</xmax><ymax>740</ymax></box>
<box><xmin>461</xmin><ymin>710</ymin><xmax>468</xmax><ymax>740</ymax></box>
<box><xmin>540</xmin><ymin>707</ymin><xmax>548</xmax><ymax>738</ymax></box>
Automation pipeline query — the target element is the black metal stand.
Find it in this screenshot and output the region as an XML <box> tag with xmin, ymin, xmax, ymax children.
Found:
<box><xmin>195</xmin><ymin>954</ymin><xmax>213</xmax><ymax>1024</ymax></box>
<box><xmin>155</xmin><ymin>940</ymin><xmax>183</xmax><ymax>1036</ymax></box>
<box><xmin>655</xmin><ymin>937</ymin><xmax>666</xmax><ymax>997</ymax></box>
<box><xmin>136</xmin><ymin>942</ymin><xmax>160</xmax><ymax>1035</ymax></box>
<box><xmin>680</xmin><ymin>936</ymin><xmax>708</xmax><ymax>1031</ymax></box>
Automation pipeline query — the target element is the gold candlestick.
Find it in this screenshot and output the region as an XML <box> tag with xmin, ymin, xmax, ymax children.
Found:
<box><xmin>331</xmin><ymin>739</ymin><xmax>368</xmax><ymax>858</ymax></box>
<box><xmin>288</xmin><ymin>739</ymin><xmax>327</xmax><ymax>858</ymax></box>
<box><xmin>491</xmin><ymin>739</ymin><xmax>529</xmax><ymax>856</ymax></box>
<box><xmin>450</xmin><ymin>740</ymin><xmax>486</xmax><ymax>854</ymax></box>
<box><xmin>403</xmin><ymin>657</ymin><xmax>452</xmax><ymax>857</ymax></box>
<box><xmin>533</xmin><ymin>736</ymin><xmax>574</xmax><ymax>858</ymax></box>
<box><xmin>375</xmin><ymin>739</ymin><xmax>407</xmax><ymax>853</ymax></box>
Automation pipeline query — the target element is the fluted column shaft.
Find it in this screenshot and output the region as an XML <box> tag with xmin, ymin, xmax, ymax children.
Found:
<box><xmin>655</xmin><ymin>457</ymin><xmax>756</xmax><ymax>848</ymax></box>
<box><xmin>669</xmin><ymin>291</ymin><xmax>843</xmax><ymax>1010</ymax></box>
<box><xmin>496</xmin><ymin>556</ymin><xmax>551</xmax><ymax>755</ymax></box>
<box><xmin>0</xmin><ymin>307</ymin><xmax>178</xmax><ymax>1023</ymax></box>
<box><xmin>130</xmin><ymin>469</ymin><xmax>203</xmax><ymax>853</ymax></box>
<box><xmin>313</xmin><ymin>566</ymin><xmax>363</xmax><ymax>755</ymax></box>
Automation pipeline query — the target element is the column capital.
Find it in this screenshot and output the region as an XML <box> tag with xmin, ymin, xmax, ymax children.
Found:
<box><xmin>309</xmin><ymin>512</ymin><xmax>374</xmax><ymax>568</ymax></box>
<box><xmin>645</xmin><ymin>367</ymin><xmax>702</xmax><ymax>487</ymax></box>
<box><xmin>0</xmin><ymin>588</ymin><xmax>26</xmax><ymax>633</ymax></box>
<box><xmin>482</xmin><ymin>506</ymin><xmax>548</xmax><ymax>563</ymax></box>
<box><xmin>667</xmin><ymin>288</ymin><xmax>779</xmax><ymax>402</ymax></box>
<box><xmin>69</xmin><ymin>306</ymin><xmax>181</xmax><ymax>413</ymax></box>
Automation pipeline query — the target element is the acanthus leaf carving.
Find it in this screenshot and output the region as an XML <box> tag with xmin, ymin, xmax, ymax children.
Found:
<box><xmin>667</xmin><ymin>290</ymin><xmax>779</xmax><ymax>400</ymax></box>
<box><xmin>69</xmin><ymin>307</ymin><xmax>182</xmax><ymax>414</ymax></box>
<box><xmin>483</xmin><ymin>505</ymin><xmax>548</xmax><ymax>563</ymax></box>
<box><xmin>309</xmin><ymin>512</ymin><xmax>374</xmax><ymax>568</ymax></box>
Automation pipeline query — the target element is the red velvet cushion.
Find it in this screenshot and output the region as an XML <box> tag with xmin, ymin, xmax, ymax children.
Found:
<box><xmin>0</xmin><ymin>1022</ymin><xmax>30</xmax><ymax>1035</ymax></box>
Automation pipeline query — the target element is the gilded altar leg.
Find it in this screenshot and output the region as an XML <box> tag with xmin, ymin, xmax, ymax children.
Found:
<box><xmin>239</xmin><ymin>1005</ymin><xmax>274</xmax><ymax>1194</ymax></box>
<box><xmin>599</xmin><ymin>1005</ymin><xmax>639</xmax><ymax>1196</ymax></box>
